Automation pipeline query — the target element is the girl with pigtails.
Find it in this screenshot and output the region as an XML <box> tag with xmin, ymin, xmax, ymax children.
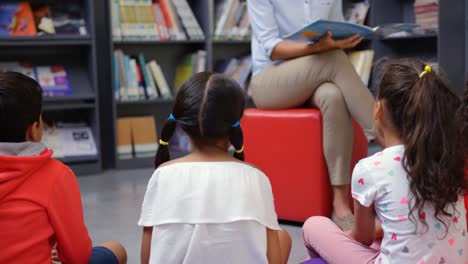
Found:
<box><xmin>138</xmin><ymin>72</ymin><xmax>291</xmax><ymax>264</ymax></box>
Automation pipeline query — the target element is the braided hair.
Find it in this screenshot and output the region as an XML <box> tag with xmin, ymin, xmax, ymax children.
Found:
<box><xmin>155</xmin><ymin>72</ymin><xmax>245</xmax><ymax>168</ymax></box>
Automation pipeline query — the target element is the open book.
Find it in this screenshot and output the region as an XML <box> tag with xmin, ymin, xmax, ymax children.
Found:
<box><xmin>283</xmin><ymin>20</ymin><xmax>419</xmax><ymax>42</ymax></box>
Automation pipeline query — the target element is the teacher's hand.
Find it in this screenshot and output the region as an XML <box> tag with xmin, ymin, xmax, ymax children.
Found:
<box><xmin>316</xmin><ymin>32</ymin><xmax>363</xmax><ymax>51</ymax></box>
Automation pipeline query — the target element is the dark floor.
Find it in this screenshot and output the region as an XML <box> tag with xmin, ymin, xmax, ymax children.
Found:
<box><xmin>78</xmin><ymin>144</ymin><xmax>381</xmax><ymax>263</ymax></box>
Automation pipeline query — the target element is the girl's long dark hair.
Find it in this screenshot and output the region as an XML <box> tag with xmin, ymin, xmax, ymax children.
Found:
<box><xmin>154</xmin><ymin>72</ymin><xmax>245</xmax><ymax>168</ymax></box>
<box><xmin>377</xmin><ymin>58</ymin><xmax>466</xmax><ymax>233</ymax></box>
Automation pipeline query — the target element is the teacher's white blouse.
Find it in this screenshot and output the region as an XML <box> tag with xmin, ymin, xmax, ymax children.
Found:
<box><xmin>138</xmin><ymin>162</ymin><xmax>281</xmax><ymax>264</ymax></box>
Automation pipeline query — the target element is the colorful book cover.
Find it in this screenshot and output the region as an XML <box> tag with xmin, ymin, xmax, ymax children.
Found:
<box><xmin>0</xmin><ymin>2</ymin><xmax>37</xmax><ymax>36</ymax></box>
<box><xmin>284</xmin><ymin>20</ymin><xmax>419</xmax><ymax>42</ymax></box>
<box><xmin>35</xmin><ymin>65</ymin><xmax>73</xmax><ymax>96</ymax></box>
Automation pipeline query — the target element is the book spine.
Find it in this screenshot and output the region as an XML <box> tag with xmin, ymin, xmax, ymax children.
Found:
<box><xmin>111</xmin><ymin>0</ymin><xmax>122</xmax><ymax>39</ymax></box>
<box><xmin>215</xmin><ymin>0</ymin><xmax>234</xmax><ymax>37</ymax></box>
<box><xmin>138</xmin><ymin>53</ymin><xmax>158</xmax><ymax>98</ymax></box>
<box><xmin>149</xmin><ymin>61</ymin><xmax>171</xmax><ymax>98</ymax></box>
<box><xmin>153</xmin><ymin>3</ymin><xmax>170</xmax><ymax>40</ymax></box>
<box><xmin>135</xmin><ymin>60</ymin><xmax>147</xmax><ymax>99</ymax></box>
<box><xmin>113</xmin><ymin>52</ymin><xmax>120</xmax><ymax>100</ymax></box>
<box><xmin>119</xmin><ymin>0</ymin><xmax>130</xmax><ymax>38</ymax></box>
<box><xmin>159</xmin><ymin>0</ymin><xmax>176</xmax><ymax>39</ymax></box>
<box><xmin>129</xmin><ymin>59</ymin><xmax>141</xmax><ymax>99</ymax></box>
<box><xmin>168</xmin><ymin>0</ymin><xmax>186</xmax><ymax>40</ymax></box>
<box><xmin>145</xmin><ymin>63</ymin><xmax>161</xmax><ymax>97</ymax></box>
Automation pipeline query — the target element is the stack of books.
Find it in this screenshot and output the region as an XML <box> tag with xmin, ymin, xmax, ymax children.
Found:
<box><xmin>214</xmin><ymin>0</ymin><xmax>250</xmax><ymax>40</ymax></box>
<box><xmin>113</xmin><ymin>50</ymin><xmax>172</xmax><ymax>101</ymax></box>
<box><xmin>0</xmin><ymin>1</ymin><xmax>87</xmax><ymax>36</ymax></box>
<box><xmin>110</xmin><ymin>0</ymin><xmax>204</xmax><ymax>41</ymax></box>
<box><xmin>116</xmin><ymin>116</ymin><xmax>158</xmax><ymax>159</ymax></box>
<box><xmin>0</xmin><ymin>62</ymin><xmax>73</xmax><ymax>96</ymax></box>
<box><xmin>215</xmin><ymin>55</ymin><xmax>252</xmax><ymax>88</ymax></box>
<box><xmin>173</xmin><ymin>50</ymin><xmax>206</xmax><ymax>93</ymax></box>
<box><xmin>414</xmin><ymin>0</ymin><xmax>438</xmax><ymax>31</ymax></box>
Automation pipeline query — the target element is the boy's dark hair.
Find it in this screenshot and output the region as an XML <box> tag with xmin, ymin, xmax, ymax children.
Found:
<box><xmin>377</xmin><ymin>58</ymin><xmax>466</xmax><ymax>235</ymax></box>
<box><xmin>155</xmin><ymin>72</ymin><xmax>245</xmax><ymax>168</ymax></box>
<box><xmin>0</xmin><ymin>72</ymin><xmax>43</xmax><ymax>142</ymax></box>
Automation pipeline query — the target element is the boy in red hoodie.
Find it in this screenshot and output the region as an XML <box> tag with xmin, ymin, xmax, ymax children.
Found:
<box><xmin>0</xmin><ymin>72</ymin><xmax>127</xmax><ymax>264</ymax></box>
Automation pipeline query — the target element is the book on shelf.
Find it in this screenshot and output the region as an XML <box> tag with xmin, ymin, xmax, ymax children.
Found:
<box><xmin>132</xmin><ymin>116</ymin><xmax>158</xmax><ymax>158</ymax></box>
<box><xmin>32</xmin><ymin>4</ymin><xmax>55</xmax><ymax>35</ymax></box>
<box><xmin>111</xmin><ymin>0</ymin><xmax>204</xmax><ymax>41</ymax></box>
<box><xmin>42</xmin><ymin>123</ymin><xmax>97</xmax><ymax>159</ymax></box>
<box><xmin>114</xmin><ymin>49</ymin><xmax>172</xmax><ymax>101</ymax></box>
<box><xmin>344</xmin><ymin>1</ymin><xmax>369</xmax><ymax>25</ymax></box>
<box><xmin>214</xmin><ymin>0</ymin><xmax>250</xmax><ymax>40</ymax></box>
<box><xmin>116</xmin><ymin>116</ymin><xmax>158</xmax><ymax>159</ymax></box>
<box><xmin>35</xmin><ymin>65</ymin><xmax>73</xmax><ymax>96</ymax></box>
<box><xmin>0</xmin><ymin>62</ymin><xmax>35</xmax><ymax>80</ymax></box>
<box><xmin>347</xmin><ymin>50</ymin><xmax>374</xmax><ymax>87</ymax></box>
<box><xmin>174</xmin><ymin>50</ymin><xmax>206</xmax><ymax>93</ymax></box>
<box><xmin>414</xmin><ymin>0</ymin><xmax>438</xmax><ymax>32</ymax></box>
<box><xmin>284</xmin><ymin>20</ymin><xmax>419</xmax><ymax>42</ymax></box>
<box><xmin>0</xmin><ymin>63</ymin><xmax>73</xmax><ymax>96</ymax></box>
<box><xmin>0</xmin><ymin>2</ymin><xmax>37</xmax><ymax>36</ymax></box>
<box><xmin>215</xmin><ymin>55</ymin><xmax>252</xmax><ymax>88</ymax></box>
<box><xmin>147</xmin><ymin>60</ymin><xmax>172</xmax><ymax>98</ymax></box>
<box><xmin>116</xmin><ymin>117</ymin><xmax>133</xmax><ymax>159</ymax></box>
<box><xmin>0</xmin><ymin>1</ymin><xmax>87</xmax><ymax>37</ymax></box>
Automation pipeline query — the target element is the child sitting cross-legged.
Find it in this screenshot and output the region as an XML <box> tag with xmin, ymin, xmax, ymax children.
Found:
<box><xmin>302</xmin><ymin>58</ymin><xmax>467</xmax><ymax>263</ymax></box>
<box><xmin>0</xmin><ymin>72</ymin><xmax>127</xmax><ymax>264</ymax></box>
<box><xmin>139</xmin><ymin>72</ymin><xmax>292</xmax><ymax>264</ymax></box>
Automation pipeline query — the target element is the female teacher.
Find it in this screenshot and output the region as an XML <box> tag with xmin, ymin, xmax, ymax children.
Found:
<box><xmin>248</xmin><ymin>0</ymin><xmax>376</xmax><ymax>230</ymax></box>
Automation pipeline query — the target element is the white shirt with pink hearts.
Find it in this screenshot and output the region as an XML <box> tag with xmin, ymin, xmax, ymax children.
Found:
<box><xmin>352</xmin><ymin>145</ymin><xmax>467</xmax><ymax>264</ymax></box>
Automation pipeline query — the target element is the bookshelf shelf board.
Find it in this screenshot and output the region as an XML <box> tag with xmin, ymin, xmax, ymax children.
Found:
<box><xmin>43</xmin><ymin>102</ymin><xmax>95</xmax><ymax>111</ymax></box>
<box><xmin>58</xmin><ymin>155</ymin><xmax>99</xmax><ymax>164</ymax></box>
<box><xmin>0</xmin><ymin>35</ymin><xmax>92</xmax><ymax>46</ymax></box>
<box><xmin>116</xmin><ymin>98</ymin><xmax>175</xmax><ymax>106</ymax></box>
<box><xmin>382</xmin><ymin>33</ymin><xmax>438</xmax><ymax>41</ymax></box>
<box><xmin>113</xmin><ymin>39</ymin><xmax>205</xmax><ymax>45</ymax></box>
<box><xmin>213</xmin><ymin>40</ymin><xmax>251</xmax><ymax>45</ymax></box>
<box><xmin>43</xmin><ymin>94</ymin><xmax>96</xmax><ymax>103</ymax></box>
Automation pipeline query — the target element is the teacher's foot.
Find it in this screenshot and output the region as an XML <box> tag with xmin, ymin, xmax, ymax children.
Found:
<box><xmin>331</xmin><ymin>212</ymin><xmax>355</xmax><ymax>231</ymax></box>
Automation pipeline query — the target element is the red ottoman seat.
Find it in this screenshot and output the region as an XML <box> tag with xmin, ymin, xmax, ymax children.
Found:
<box><xmin>242</xmin><ymin>108</ymin><xmax>368</xmax><ymax>222</ymax></box>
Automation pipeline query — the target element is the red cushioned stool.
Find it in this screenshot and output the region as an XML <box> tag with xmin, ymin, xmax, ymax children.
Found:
<box><xmin>242</xmin><ymin>108</ymin><xmax>368</xmax><ymax>222</ymax></box>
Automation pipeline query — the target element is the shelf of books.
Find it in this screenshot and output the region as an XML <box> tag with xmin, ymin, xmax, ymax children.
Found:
<box><xmin>0</xmin><ymin>0</ymin><xmax>102</xmax><ymax>175</ymax></box>
<box><xmin>114</xmin><ymin>39</ymin><xmax>205</xmax><ymax>45</ymax></box>
<box><xmin>213</xmin><ymin>0</ymin><xmax>251</xmax><ymax>41</ymax></box>
<box><xmin>107</xmin><ymin>0</ymin><xmax>209</xmax><ymax>169</ymax></box>
<box><xmin>0</xmin><ymin>35</ymin><xmax>92</xmax><ymax>46</ymax></box>
<box><xmin>358</xmin><ymin>0</ymin><xmax>440</xmax><ymax>93</ymax></box>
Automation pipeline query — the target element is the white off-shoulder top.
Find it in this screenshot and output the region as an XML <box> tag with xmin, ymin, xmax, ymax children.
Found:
<box><xmin>138</xmin><ymin>161</ymin><xmax>281</xmax><ymax>264</ymax></box>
